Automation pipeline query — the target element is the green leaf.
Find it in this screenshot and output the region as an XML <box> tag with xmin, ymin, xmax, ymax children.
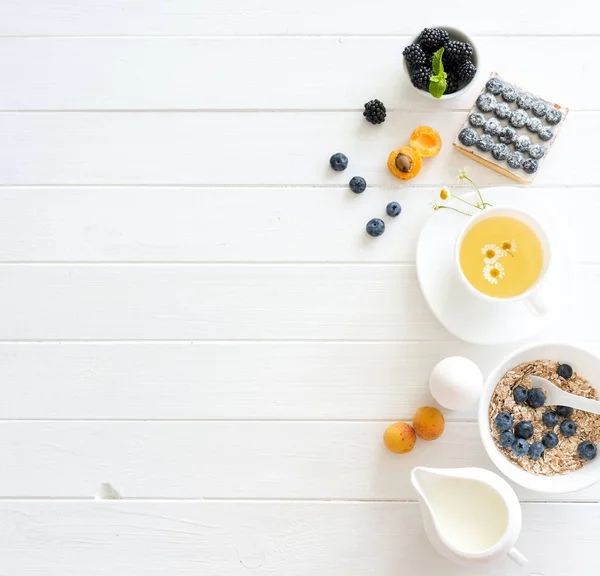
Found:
<box><xmin>429</xmin><ymin>76</ymin><xmax>447</xmax><ymax>99</ymax></box>
<box><xmin>431</xmin><ymin>48</ymin><xmax>445</xmax><ymax>76</ymax></box>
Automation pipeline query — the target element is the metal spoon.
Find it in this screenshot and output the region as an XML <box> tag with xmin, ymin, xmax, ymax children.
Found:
<box><xmin>529</xmin><ymin>375</ymin><xmax>600</xmax><ymax>415</ymax></box>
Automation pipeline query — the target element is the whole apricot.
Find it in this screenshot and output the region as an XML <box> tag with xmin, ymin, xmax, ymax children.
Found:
<box><xmin>413</xmin><ymin>406</ymin><xmax>445</xmax><ymax>441</ymax></box>
<box><xmin>383</xmin><ymin>422</ymin><xmax>417</xmax><ymax>454</ymax></box>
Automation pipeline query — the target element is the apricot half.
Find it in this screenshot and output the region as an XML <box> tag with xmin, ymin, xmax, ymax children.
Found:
<box><xmin>387</xmin><ymin>146</ymin><xmax>422</xmax><ymax>180</ymax></box>
<box><xmin>409</xmin><ymin>126</ymin><xmax>442</xmax><ymax>158</ymax></box>
<box><xmin>413</xmin><ymin>406</ymin><xmax>445</xmax><ymax>441</ymax></box>
<box><xmin>383</xmin><ymin>422</ymin><xmax>417</xmax><ymax>454</ymax></box>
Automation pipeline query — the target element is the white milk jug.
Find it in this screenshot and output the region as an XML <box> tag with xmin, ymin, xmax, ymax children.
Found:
<box><xmin>411</xmin><ymin>466</ymin><xmax>527</xmax><ymax>567</ymax></box>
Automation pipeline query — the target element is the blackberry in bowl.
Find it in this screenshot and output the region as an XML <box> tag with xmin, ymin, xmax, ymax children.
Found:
<box><xmin>402</xmin><ymin>26</ymin><xmax>480</xmax><ymax>100</ymax></box>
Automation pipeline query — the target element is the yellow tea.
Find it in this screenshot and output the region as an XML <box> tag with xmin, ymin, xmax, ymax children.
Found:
<box><xmin>459</xmin><ymin>216</ymin><xmax>543</xmax><ymax>298</ymax></box>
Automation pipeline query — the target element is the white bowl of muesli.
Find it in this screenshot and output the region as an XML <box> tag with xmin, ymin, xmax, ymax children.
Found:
<box><xmin>479</xmin><ymin>343</ymin><xmax>600</xmax><ymax>493</ymax></box>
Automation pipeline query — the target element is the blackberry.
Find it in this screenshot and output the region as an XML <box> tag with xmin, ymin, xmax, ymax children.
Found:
<box><xmin>507</xmin><ymin>151</ymin><xmax>524</xmax><ymax>169</ymax></box>
<box><xmin>539</xmin><ymin>126</ymin><xmax>554</xmax><ymax>141</ymax></box>
<box><xmin>445</xmin><ymin>74</ymin><xmax>460</xmax><ymax>95</ymax></box>
<box><xmin>526</xmin><ymin>117</ymin><xmax>543</xmax><ymax>134</ymax></box>
<box><xmin>499</xmin><ymin>126</ymin><xmax>518</xmax><ymax>144</ymax></box>
<box><xmin>484</xmin><ymin>118</ymin><xmax>502</xmax><ymax>136</ymax></box>
<box><xmin>491</xmin><ymin>143</ymin><xmax>509</xmax><ymax>161</ymax></box>
<box><xmin>528</xmin><ymin>144</ymin><xmax>546</xmax><ymax>160</ymax></box>
<box><xmin>444</xmin><ymin>40</ymin><xmax>473</xmax><ymax>64</ymax></box>
<box><xmin>514</xmin><ymin>135</ymin><xmax>532</xmax><ymax>153</ymax></box>
<box><xmin>486</xmin><ymin>77</ymin><xmax>503</xmax><ymax>95</ymax></box>
<box><xmin>476</xmin><ymin>134</ymin><xmax>494</xmax><ymax>152</ymax></box>
<box><xmin>417</xmin><ymin>28</ymin><xmax>449</xmax><ymax>52</ymax></box>
<box><xmin>522</xmin><ymin>158</ymin><xmax>538</xmax><ymax>174</ymax></box>
<box><xmin>532</xmin><ymin>100</ymin><xmax>548</xmax><ymax>117</ymax></box>
<box><xmin>456</xmin><ymin>60</ymin><xmax>476</xmax><ymax>84</ymax></box>
<box><xmin>545</xmin><ymin>107</ymin><xmax>563</xmax><ymax>125</ymax></box>
<box><xmin>509</xmin><ymin>109</ymin><xmax>528</xmax><ymax>128</ymax></box>
<box><xmin>363</xmin><ymin>99</ymin><xmax>386</xmax><ymax>124</ymax></box>
<box><xmin>501</xmin><ymin>85</ymin><xmax>518</xmax><ymax>102</ymax></box>
<box><xmin>494</xmin><ymin>102</ymin><xmax>512</xmax><ymax>120</ymax></box>
<box><xmin>411</xmin><ymin>67</ymin><xmax>432</xmax><ymax>91</ymax></box>
<box><xmin>469</xmin><ymin>113</ymin><xmax>486</xmax><ymax>128</ymax></box>
<box><xmin>517</xmin><ymin>92</ymin><xmax>535</xmax><ymax>110</ymax></box>
<box><xmin>477</xmin><ymin>92</ymin><xmax>497</xmax><ymax>113</ymax></box>
<box><xmin>403</xmin><ymin>44</ymin><xmax>427</xmax><ymax>69</ymax></box>
<box><xmin>458</xmin><ymin>127</ymin><xmax>478</xmax><ymax>147</ymax></box>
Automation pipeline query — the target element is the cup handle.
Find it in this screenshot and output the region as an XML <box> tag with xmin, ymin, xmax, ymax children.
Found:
<box><xmin>525</xmin><ymin>289</ymin><xmax>549</xmax><ymax>317</ymax></box>
<box><xmin>508</xmin><ymin>547</ymin><xmax>528</xmax><ymax>566</ymax></box>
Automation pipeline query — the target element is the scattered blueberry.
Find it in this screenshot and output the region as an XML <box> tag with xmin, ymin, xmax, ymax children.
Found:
<box><xmin>330</xmin><ymin>153</ymin><xmax>348</xmax><ymax>171</ymax></box>
<box><xmin>469</xmin><ymin>113</ymin><xmax>486</xmax><ymax>128</ymax></box>
<box><xmin>517</xmin><ymin>92</ymin><xmax>535</xmax><ymax>110</ymax></box>
<box><xmin>486</xmin><ymin>77</ymin><xmax>504</xmax><ymax>95</ymax></box>
<box><xmin>484</xmin><ymin>118</ymin><xmax>502</xmax><ymax>136</ymax></box>
<box><xmin>512</xmin><ymin>438</ymin><xmax>530</xmax><ymax>457</ymax></box>
<box><xmin>459</xmin><ymin>127</ymin><xmax>478</xmax><ymax>147</ymax></box>
<box><xmin>513</xmin><ymin>386</ymin><xmax>529</xmax><ymax>404</ymax></box>
<box><xmin>366</xmin><ymin>218</ymin><xmax>385</xmax><ymax>237</ymax></box>
<box><xmin>499</xmin><ymin>430</ymin><xmax>515</xmax><ymax>448</ymax></box>
<box><xmin>560</xmin><ymin>419</ymin><xmax>577</xmax><ymax>438</ymax></box>
<box><xmin>501</xmin><ymin>85</ymin><xmax>518</xmax><ymax>102</ymax></box>
<box><xmin>492</xmin><ymin>143</ymin><xmax>509</xmax><ymax>161</ymax></box>
<box><xmin>522</xmin><ymin>159</ymin><xmax>538</xmax><ymax>174</ymax></box>
<box><xmin>477</xmin><ymin>92</ymin><xmax>497</xmax><ymax>112</ymax></box>
<box><xmin>515</xmin><ymin>421</ymin><xmax>534</xmax><ymax>440</ymax></box>
<box><xmin>557</xmin><ymin>364</ymin><xmax>573</xmax><ymax>379</ymax></box>
<box><xmin>527</xmin><ymin>388</ymin><xmax>546</xmax><ymax>408</ymax></box>
<box><xmin>526</xmin><ymin>117</ymin><xmax>543</xmax><ymax>134</ymax></box>
<box><xmin>499</xmin><ymin>126</ymin><xmax>518</xmax><ymax>145</ymax></box>
<box><xmin>509</xmin><ymin>109</ymin><xmax>529</xmax><ymax>129</ymax></box>
<box><xmin>539</xmin><ymin>126</ymin><xmax>554</xmax><ymax>141</ymax></box>
<box><xmin>542</xmin><ymin>411</ymin><xmax>559</xmax><ymax>427</ymax></box>
<box><xmin>529</xmin><ymin>441</ymin><xmax>544</xmax><ymax>460</ymax></box>
<box><xmin>494</xmin><ymin>102</ymin><xmax>512</xmax><ymax>120</ymax></box>
<box><xmin>386</xmin><ymin>202</ymin><xmax>401</xmax><ymax>217</ymax></box>
<box><xmin>514</xmin><ymin>135</ymin><xmax>532</xmax><ymax>153</ymax></box>
<box><xmin>532</xmin><ymin>100</ymin><xmax>548</xmax><ymax>118</ymax></box>
<box><xmin>528</xmin><ymin>144</ymin><xmax>546</xmax><ymax>160</ymax></box>
<box><xmin>542</xmin><ymin>432</ymin><xmax>559</xmax><ymax>449</ymax></box>
<box><xmin>545</xmin><ymin>107</ymin><xmax>563</xmax><ymax>125</ymax></box>
<box><xmin>476</xmin><ymin>134</ymin><xmax>494</xmax><ymax>152</ymax></box>
<box><xmin>507</xmin><ymin>151</ymin><xmax>524</xmax><ymax>169</ymax></box>
<box><xmin>578</xmin><ymin>441</ymin><xmax>597</xmax><ymax>461</ymax></box>
<box><xmin>556</xmin><ymin>405</ymin><xmax>574</xmax><ymax>418</ymax></box>
<box><xmin>349</xmin><ymin>176</ymin><xmax>366</xmax><ymax>194</ymax></box>
<box><xmin>494</xmin><ymin>411</ymin><xmax>514</xmax><ymax>431</ymax></box>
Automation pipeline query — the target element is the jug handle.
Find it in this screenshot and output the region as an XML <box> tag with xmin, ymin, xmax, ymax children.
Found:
<box><xmin>508</xmin><ymin>547</ymin><xmax>528</xmax><ymax>566</ymax></box>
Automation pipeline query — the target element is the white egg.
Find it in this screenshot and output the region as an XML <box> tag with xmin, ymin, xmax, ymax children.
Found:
<box><xmin>429</xmin><ymin>356</ymin><xmax>483</xmax><ymax>410</ymax></box>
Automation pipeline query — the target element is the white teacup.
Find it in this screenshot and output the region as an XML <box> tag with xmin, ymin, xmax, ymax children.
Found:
<box><xmin>454</xmin><ymin>206</ymin><xmax>552</xmax><ymax>316</ymax></box>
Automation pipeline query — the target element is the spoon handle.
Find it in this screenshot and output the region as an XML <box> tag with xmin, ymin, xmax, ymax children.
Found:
<box><xmin>559</xmin><ymin>393</ymin><xmax>600</xmax><ymax>416</ymax></box>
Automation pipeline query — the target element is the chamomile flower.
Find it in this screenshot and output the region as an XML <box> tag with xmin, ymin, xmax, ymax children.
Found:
<box><xmin>440</xmin><ymin>187</ymin><xmax>450</xmax><ymax>201</ymax></box>
<box><xmin>483</xmin><ymin>262</ymin><xmax>505</xmax><ymax>284</ymax></box>
<box><xmin>501</xmin><ymin>240</ymin><xmax>518</xmax><ymax>253</ymax></box>
<box><xmin>481</xmin><ymin>244</ymin><xmax>504</xmax><ymax>264</ymax></box>
<box><xmin>457</xmin><ymin>168</ymin><xmax>468</xmax><ymax>183</ymax></box>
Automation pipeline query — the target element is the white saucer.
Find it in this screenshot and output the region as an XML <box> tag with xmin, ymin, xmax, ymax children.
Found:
<box><xmin>416</xmin><ymin>187</ymin><xmax>570</xmax><ymax>345</ymax></box>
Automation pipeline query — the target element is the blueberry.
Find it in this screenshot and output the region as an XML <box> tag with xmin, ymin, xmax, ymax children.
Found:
<box><xmin>578</xmin><ymin>441</ymin><xmax>597</xmax><ymax>461</ymax></box>
<box><xmin>529</xmin><ymin>441</ymin><xmax>544</xmax><ymax>460</ymax></box>
<box><xmin>526</xmin><ymin>117</ymin><xmax>543</xmax><ymax>133</ymax></box>
<box><xmin>330</xmin><ymin>153</ymin><xmax>348</xmax><ymax>171</ymax></box>
<box><xmin>509</xmin><ymin>109</ymin><xmax>528</xmax><ymax>128</ymax></box>
<box><xmin>517</xmin><ymin>92</ymin><xmax>535</xmax><ymax>110</ymax></box>
<box><xmin>556</xmin><ymin>405</ymin><xmax>574</xmax><ymax>418</ymax></box>
<box><xmin>539</xmin><ymin>126</ymin><xmax>554</xmax><ymax>141</ymax></box>
<box><xmin>476</xmin><ymin>134</ymin><xmax>494</xmax><ymax>152</ymax></box>
<box><xmin>499</xmin><ymin>126</ymin><xmax>518</xmax><ymax>144</ymax></box>
<box><xmin>542</xmin><ymin>411</ymin><xmax>559</xmax><ymax>427</ymax></box>
<box><xmin>499</xmin><ymin>430</ymin><xmax>515</xmax><ymax>448</ymax></box>
<box><xmin>522</xmin><ymin>159</ymin><xmax>538</xmax><ymax>174</ymax></box>
<box><xmin>542</xmin><ymin>432</ymin><xmax>559</xmax><ymax>449</ymax></box>
<box><xmin>515</xmin><ymin>421</ymin><xmax>534</xmax><ymax>440</ymax></box>
<box><xmin>532</xmin><ymin>100</ymin><xmax>548</xmax><ymax>117</ymax></box>
<box><xmin>545</xmin><ymin>107</ymin><xmax>563</xmax><ymax>125</ymax></box>
<box><xmin>528</xmin><ymin>144</ymin><xmax>546</xmax><ymax>160</ymax></box>
<box><xmin>349</xmin><ymin>176</ymin><xmax>366</xmax><ymax>194</ymax></box>
<box><xmin>557</xmin><ymin>364</ymin><xmax>573</xmax><ymax>379</ymax></box>
<box><xmin>494</xmin><ymin>102</ymin><xmax>512</xmax><ymax>120</ymax></box>
<box><xmin>513</xmin><ymin>385</ymin><xmax>529</xmax><ymax>404</ymax></box>
<box><xmin>494</xmin><ymin>411</ymin><xmax>514</xmax><ymax>431</ymax></box>
<box><xmin>491</xmin><ymin>143</ymin><xmax>509</xmax><ymax>161</ymax></box>
<box><xmin>560</xmin><ymin>419</ymin><xmax>577</xmax><ymax>438</ymax></box>
<box><xmin>459</xmin><ymin>127</ymin><xmax>478</xmax><ymax>147</ymax></box>
<box><xmin>484</xmin><ymin>118</ymin><xmax>502</xmax><ymax>136</ymax></box>
<box><xmin>486</xmin><ymin>77</ymin><xmax>504</xmax><ymax>95</ymax></box>
<box><xmin>469</xmin><ymin>113</ymin><xmax>486</xmax><ymax>128</ymax></box>
<box><xmin>477</xmin><ymin>92</ymin><xmax>497</xmax><ymax>112</ymax></box>
<box><xmin>501</xmin><ymin>85</ymin><xmax>518</xmax><ymax>102</ymax></box>
<box><xmin>507</xmin><ymin>151</ymin><xmax>524</xmax><ymax>169</ymax></box>
<box><xmin>514</xmin><ymin>135</ymin><xmax>532</xmax><ymax>153</ymax></box>
<box><xmin>512</xmin><ymin>438</ymin><xmax>530</xmax><ymax>457</ymax></box>
<box><xmin>386</xmin><ymin>202</ymin><xmax>401</xmax><ymax>217</ymax></box>
<box><xmin>526</xmin><ymin>388</ymin><xmax>546</xmax><ymax>408</ymax></box>
<box><xmin>366</xmin><ymin>218</ymin><xmax>385</xmax><ymax>237</ymax></box>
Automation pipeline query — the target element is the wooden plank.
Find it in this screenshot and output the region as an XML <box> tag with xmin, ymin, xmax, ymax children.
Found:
<box><xmin>0</xmin><ymin>186</ymin><xmax>591</xmax><ymax>262</ymax></box>
<box><xmin>0</xmin><ymin>37</ymin><xmax>583</xmax><ymax>110</ymax></box>
<box><xmin>0</xmin><ymin>0</ymin><xmax>594</xmax><ymax>36</ymax></box>
<box><xmin>1</xmin><ymin>421</ymin><xmax>600</xmax><ymax>501</ymax></box>
<box><xmin>0</xmin><ymin>111</ymin><xmax>585</xmax><ymax>186</ymax></box>
<box><xmin>0</xmin><ymin>263</ymin><xmax>597</xmax><ymax>341</ymax></box>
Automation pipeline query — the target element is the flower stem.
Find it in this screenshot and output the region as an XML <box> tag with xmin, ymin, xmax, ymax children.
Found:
<box><xmin>463</xmin><ymin>175</ymin><xmax>486</xmax><ymax>208</ymax></box>
<box><xmin>451</xmin><ymin>194</ymin><xmax>483</xmax><ymax>210</ymax></box>
<box><xmin>436</xmin><ymin>205</ymin><xmax>472</xmax><ymax>217</ymax></box>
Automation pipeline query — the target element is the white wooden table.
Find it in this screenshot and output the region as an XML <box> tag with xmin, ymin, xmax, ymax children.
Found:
<box><xmin>0</xmin><ymin>2</ymin><xmax>597</xmax><ymax>574</ymax></box>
